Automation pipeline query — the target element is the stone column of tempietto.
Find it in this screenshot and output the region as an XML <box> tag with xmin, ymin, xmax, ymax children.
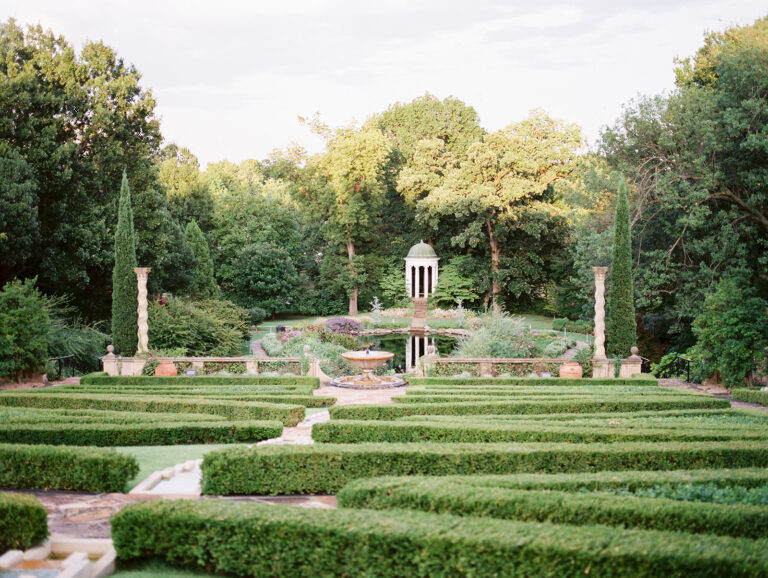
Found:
<box><xmin>134</xmin><ymin>267</ymin><xmax>151</xmax><ymax>356</ymax></box>
<box><xmin>591</xmin><ymin>266</ymin><xmax>611</xmax><ymax>378</ymax></box>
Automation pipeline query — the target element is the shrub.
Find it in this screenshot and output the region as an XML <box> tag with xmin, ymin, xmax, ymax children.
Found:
<box><xmin>0</xmin><ymin>492</ymin><xmax>48</xmax><ymax>551</ymax></box>
<box><xmin>259</xmin><ymin>333</ymin><xmax>283</xmax><ymax>357</ymax></box>
<box><xmin>313</xmin><ymin>420</ymin><xmax>765</xmax><ymax>444</ymax></box>
<box><xmin>337</xmin><ymin>476</ymin><xmax>768</xmax><ymax>539</ymax></box>
<box><xmin>0</xmin><ymin>278</ymin><xmax>49</xmax><ymax>381</ymax></box>
<box><xmin>0</xmin><ymin>392</ymin><xmax>305</xmax><ymax>426</ymax></box>
<box><xmin>0</xmin><ymin>443</ymin><xmax>138</xmax><ymax>492</ymax></box>
<box><xmin>111</xmin><ymin>499</ymin><xmax>768</xmax><ymax>577</ymax></box>
<box><xmin>247</xmin><ymin>307</ymin><xmax>267</xmax><ymax>326</ymax></box>
<box><xmin>542</xmin><ymin>340</ymin><xmax>568</xmax><ymax>358</ymax></box>
<box><xmin>0</xmin><ymin>420</ymin><xmax>282</xmax><ymax>446</ymax></box>
<box><xmin>328</xmin><ymin>396</ymin><xmax>728</xmax><ymax>420</ymax></box>
<box><xmin>147</xmin><ymin>296</ymin><xmax>245</xmax><ymax>356</ymax></box>
<box><xmin>200</xmin><ymin>441</ymin><xmax>768</xmax><ymax>495</ymax></box>
<box><xmin>45</xmin><ymin>295</ymin><xmax>109</xmax><ymax>376</ymax></box>
<box><xmin>325</xmin><ymin>317</ymin><xmax>361</xmax><ymax>334</ymax></box>
<box><xmin>407</xmin><ymin>376</ymin><xmax>657</xmax><ymax>386</ymax></box>
<box><xmin>732</xmin><ymin>389</ymin><xmax>768</xmax><ymax>407</ymax></box>
<box><xmin>79</xmin><ymin>373</ymin><xmax>319</xmax><ymax>387</ymax></box>
<box><xmin>692</xmin><ymin>277</ymin><xmax>768</xmax><ymax>387</ymax></box>
<box><xmin>453</xmin><ymin>314</ymin><xmax>536</xmax><ymax>358</ymax></box>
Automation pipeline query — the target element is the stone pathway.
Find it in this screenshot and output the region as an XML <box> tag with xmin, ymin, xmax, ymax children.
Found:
<box><xmin>249</xmin><ymin>339</ymin><xmax>267</xmax><ymax>358</ymax></box>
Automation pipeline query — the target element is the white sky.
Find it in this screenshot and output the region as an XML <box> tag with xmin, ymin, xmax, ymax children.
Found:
<box><xmin>2</xmin><ymin>0</ymin><xmax>766</xmax><ymax>167</ymax></box>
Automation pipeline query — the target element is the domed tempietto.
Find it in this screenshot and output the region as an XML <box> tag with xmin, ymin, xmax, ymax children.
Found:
<box><xmin>404</xmin><ymin>241</ymin><xmax>439</xmax><ymax>298</ymax></box>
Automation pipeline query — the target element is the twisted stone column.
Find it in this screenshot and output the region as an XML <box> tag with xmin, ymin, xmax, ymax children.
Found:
<box><xmin>134</xmin><ymin>267</ymin><xmax>151</xmax><ymax>355</ymax></box>
<box><xmin>592</xmin><ymin>266</ymin><xmax>611</xmax><ymax>377</ymax></box>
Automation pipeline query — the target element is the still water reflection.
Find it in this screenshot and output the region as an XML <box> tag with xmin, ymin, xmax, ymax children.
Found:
<box><xmin>353</xmin><ymin>333</ymin><xmax>458</xmax><ymax>373</ymax></box>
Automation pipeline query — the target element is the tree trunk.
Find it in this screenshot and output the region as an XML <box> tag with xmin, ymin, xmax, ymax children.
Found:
<box><xmin>486</xmin><ymin>219</ymin><xmax>501</xmax><ymax>313</ymax></box>
<box><xmin>347</xmin><ymin>240</ymin><xmax>358</xmax><ymax>316</ymax></box>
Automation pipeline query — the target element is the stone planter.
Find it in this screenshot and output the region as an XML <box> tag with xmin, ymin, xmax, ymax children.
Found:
<box><xmin>559</xmin><ymin>361</ymin><xmax>583</xmax><ymax>379</ymax></box>
<box><xmin>154</xmin><ymin>360</ymin><xmax>178</xmax><ymax>377</ymax></box>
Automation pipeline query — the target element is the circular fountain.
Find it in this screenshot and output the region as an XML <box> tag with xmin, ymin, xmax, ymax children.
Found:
<box><xmin>329</xmin><ymin>348</ymin><xmax>407</xmax><ymax>389</ymax></box>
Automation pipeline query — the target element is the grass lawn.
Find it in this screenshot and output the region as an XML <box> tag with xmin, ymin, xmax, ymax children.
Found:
<box><xmin>116</xmin><ymin>443</ymin><xmax>252</xmax><ymax>490</ymax></box>
<box><xmin>114</xmin><ymin>559</ymin><xmax>228</xmax><ymax>577</ymax></box>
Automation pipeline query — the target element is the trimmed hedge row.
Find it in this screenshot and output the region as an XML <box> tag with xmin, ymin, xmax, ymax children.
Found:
<box><xmin>110</xmin><ymin>499</ymin><xmax>768</xmax><ymax>577</ymax></box>
<box><xmin>406</xmin><ymin>386</ymin><xmax>669</xmax><ymax>396</ymax></box>
<box><xmin>0</xmin><ymin>444</ymin><xmax>139</xmax><ymax>492</ymax></box>
<box><xmin>394</xmin><ymin>393</ymin><xmax>692</xmax><ymax>404</ymax></box>
<box><xmin>42</xmin><ymin>390</ymin><xmax>335</xmax><ymax>407</ymax></box>
<box><xmin>313</xmin><ymin>420</ymin><xmax>768</xmax><ymax>444</ymax></box>
<box><xmin>343</xmin><ymin>468</ymin><xmax>768</xmax><ymax>493</ymax></box>
<box><xmin>0</xmin><ymin>408</ymin><xmax>231</xmax><ymax>425</ymax></box>
<box><xmin>0</xmin><ymin>492</ymin><xmax>48</xmax><ymax>551</ymax></box>
<box><xmin>0</xmin><ymin>420</ymin><xmax>283</xmax><ymax>446</ymax></box>
<box><xmin>201</xmin><ymin>441</ymin><xmax>768</xmax><ymax>495</ymax></box>
<box><xmin>337</xmin><ymin>477</ymin><xmax>768</xmax><ymax>539</ymax></box>
<box><xmin>0</xmin><ymin>393</ymin><xmax>305</xmax><ymax>426</ymax></box>
<box><xmin>80</xmin><ymin>373</ymin><xmax>319</xmax><ymax>387</ymax></box>
<box><xmin>395</xmin><ymin>408</ymin><xmax>739</xmax><ymax>423</ymax></box>
<box><xmin>732</xmin><ymin>389</ymin><xmax>768</xmax><ymax>407</ymax></box>
<box><xmin>329</xmin><ymin>397</ymin><xmax>730</xmax><ymax>420</ymax></box>
<box><xmin>407</xmin><ymin>376</ymin><xmax>658</xmax><ymax>386</ymax></box>
<box><xmin>50</xmin><ymin>384</ymin><xmax>317</xmax><ymax>395</ymax></box>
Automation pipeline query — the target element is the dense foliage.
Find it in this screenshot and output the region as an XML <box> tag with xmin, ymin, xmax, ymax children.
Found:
<box><xmin>147</xmin><ymin>296</ymin><xmax>248</xmax><ymax>356</ymax></box>
<box><xmin>0</xmin><ymin>278</ymin><xmax>48</xmax><ymax>380</ymax></box>
<box><xmin>607</xmin><ymin>188</ymin><xmax>637</xmax><ymax>356</ymax></box>
<box><xmin>112</xmin><ymin>173</ymin><xmax>139</xmax><ymax>355</ymax></box>
<box><xmin>691</xmin><ymin>277</ymin><xmax>768</xmax><ymax>387</ymax></box>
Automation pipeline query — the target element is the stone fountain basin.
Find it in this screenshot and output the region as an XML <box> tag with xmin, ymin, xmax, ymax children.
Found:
<box><xmin>341</xmin><ymin>350</ymin><xmax>394</xmax><ymax>370</ymax></box>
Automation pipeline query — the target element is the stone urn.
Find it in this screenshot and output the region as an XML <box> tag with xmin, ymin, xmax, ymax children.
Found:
<box><xmin>559</xmin><ymin>361</ymin><xmax>583</xmax><ymax>379</ymax></box>
<box><xmin>154</xmin><ymin>360</ymin><xmax>178</xmax><ymax>377</ymax></box>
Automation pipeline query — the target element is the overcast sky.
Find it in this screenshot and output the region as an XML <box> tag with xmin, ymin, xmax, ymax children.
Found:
<box><xmin>2</xmin><ymin>0</ymin><xmax>766</xmax><ymax>166</ymax></box>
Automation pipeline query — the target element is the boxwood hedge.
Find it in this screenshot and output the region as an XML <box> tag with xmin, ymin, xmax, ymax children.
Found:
<box><xmin>80</xmin><ymin>373</ymin><xmax>319</xmax><ymax>387</ymax></box>
<box><xmin>201</xmin><ymin>441</ymin><xmax>768</xmax><ymax>495</ymax></box>
<box><xmin>407</xmin><ymin>376</ymin><xmax>658</xmax><ymax>386</ymax></box>
<box><xmin>0</xmin><ymin>420</ymin><xmax>282</xmax><ymax>446</ymax></box>
<box><xmin>0</xmin><ymin>443</ymin><xmax>139</xmax><ymax>492</ymax></box>
<box><xmin>329</xmin><ymin>397</ymin><xmax>729</xmax><ymax>420</ymax></box>
<box><xmin>0</xmin><ymin>393</ymin><xmax>304</xmax><ymax>426</ymax></box>
<box><xmin>732</xmin><ymin>389</ymin><xmax>768</xmax><ymax>407</ymax></box>
<box><xmin>110</xmin><ymin>499</ymin><xmax>768</xmax><ymax>577</ymax></box>
<box><xmin>0</xmin><ymin>492</ymin><xmax>48</xmax><ymax>551</ymax></box>
<box><xmin>313</xmin><ymin>420</ymin><xmax>767</xmax><ymax>444</ymax></box>
<box><xmin>337</xmin><ymin>476</ymin><xmax>768</xmax><ymax>539</ymax></box>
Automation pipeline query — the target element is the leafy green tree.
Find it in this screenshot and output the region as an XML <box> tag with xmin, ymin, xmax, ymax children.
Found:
<box><xmin>374</xmin><ymin>93</ymin><xmax>484</xmax><ymax>162</ymax></box>
<box><xmin>0</xmin><ymin>278</ymin><xmax>48</xmax><ymax>381</ymax></box>
<box><xmin>229</xmin><ymin>242</ymin><xmax>300</xmax><ymax>317</ymax></box>
<box><xmin>0</xmin><ymin>20</ymin><xmax>161</xmax><ymax>320</ymax></box>
<box><xmin>692</xmin><ymin>277</ymin><xmax>768</xmax><ymax>387</ymax></box>
<box><xmin>132</xmin><ymin>186</ymin><xmax>195</xmax><ymax>295</ymax></box>
<box><xmin>314</xmin><ymin>124</ymin><xmax>394</xmax><ymax>315</ymax></box>
<box><xmin>607</xmin><ymin>187</ymin><xmax>637</xmax><ymax>356</ymax></box>
<box><xmin>184</xmin><ymin>220</ymin><xmax>217</xmax><ymax>298</ymax></box>
<box><xmin>415</xmin><ymin>111</ymin><xmax>582</xmax><ymax>311</ymax></box>
<box><xmin>433</xmin><ymin>256</ymin><xmax>480</xmax><ymax>307</ymax></box>
<box><xmin>379</xmin><ymin>263</ymin><xmax>407</xmax><ymax>307</ymax></box>
<box><xmin>111</xmin><ymin>173</ymin><xmax>138</xmax><ymax>355</ymax></box>
<box><xmin>602</xmin><ymin>16</ymin><xmax>768</xmax><ymax>345</ymax></box>
<box><xmin>159</xmin><ymin>144</ymin><xmax>214</xmax><ymax>232</ymax></box>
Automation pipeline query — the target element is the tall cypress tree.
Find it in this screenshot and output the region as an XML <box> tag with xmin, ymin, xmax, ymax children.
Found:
<box><xmin>112</xmin><ymin>171</ymin><xmax>139</xmax><ymax>354</ymax></box>
<box><xmin>185</xmin><ymin>220</ymin><xmax>217</xmax><ymax>298</ymax></box>
<box><xmin>607</xmin><ymin>187</ymin><xmax>637</xmax><ymax>357</ymax></box>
